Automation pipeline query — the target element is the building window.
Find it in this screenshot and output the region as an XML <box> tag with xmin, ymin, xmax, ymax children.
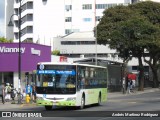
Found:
<box><xmin>96</xmin><ymin>4</ymin><xmax>117</xmax><ymax>9</ymax></box>
<box><xmin>82</xmin><ymin>4</ymin><xmax>92</xmax><ymax>9</ymax></box>
<box><xmin>65</xmin><ymin>29</ymin><xmax>72</xmax><ymax>34</ymax></box>
<box><xmin>14</xmin><ymin>33</ymin><xmax>19</xmax><ymax>39</ymax></box>
<box><xmin>61</xmin><ymin>41</ymin><xmax>95</xmax><ymax>45</ymax></box>
<box><xmin>27</xmin><ymin>2</ymin><xmax>33</xmax><ymax>9</ymax></box>
<box><xmin>83</xmin><ymin>18</ymin><xmax>91</xmax><ymax>22</ymax></box>
<box><xmin>131</xmin><ymin>0</ymin><xmax>140</xmax><ymax>3</ymax></box>
<box><xmin>65</xmin><ymin>17</ymin><xmax>72</xmax><ymax>22</ymax></box>
<box><xmin>96</xmin><ymin>16</ymin><xmax>101</xmax><ymax>21</ymax></box>
<box><xmin>27</xmin><ymin>26</ymin><xmax>33</xmax><ymax>33</ymax></box>
<box><xmin>21</xmin><ymin>26</ymin><xmax>33</xmax><ymax>36</ymax></box>
<box><xmin>132</xmin><ymin>66</ymin><xmax>138</xmax><ymax>70</ymax></box>
<box><xmin>14</xmin><ymin>8</ymin><xmax>18</xmax><ymax>15</ymax></box>
<box><xmin>15</xmin><ymin>0</ymin><xmax>19</xmax><ymax>3</ymax></box>
<box><xmin>65</xmin><ymin>5</ymin><xmax>72</xmax><ymax>11</ymax></box>
<box><xmin>21</xmin><ymin>14</ymin><xmax>33</xmax><ymax>25</ymax></box>
<box><xmin>96</xmin><ymin>4</ymin><xmax>107</xmax><ymax>9</ymax></box>
<box><xmin>21</xmin><ymin>2</ymin><xmax>33</xmax><ymax>12</ymax></box>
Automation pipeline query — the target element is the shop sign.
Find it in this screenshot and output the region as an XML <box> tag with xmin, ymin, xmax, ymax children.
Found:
<box><xmin>0</xmin><ymin>46</ymin><xmax>25</xmax><ymax>53</ymax></box>
<box><xmin>31</xmin><ymin>48</ymin><xmax>41</xmax><ymax>56</ymax></box>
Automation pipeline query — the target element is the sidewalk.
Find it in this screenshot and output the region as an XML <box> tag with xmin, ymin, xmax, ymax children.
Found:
<box><xmin>0</xmin><ymin>100</ymin><xmax>36</xmax><ymax>110</ymax></box>
<box><xmin>108</xmin><ymin>87</ymin><xmax>160</xmax><ymax>98</ymax></box>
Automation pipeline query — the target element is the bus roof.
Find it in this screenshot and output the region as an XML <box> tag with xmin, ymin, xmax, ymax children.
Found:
<box><xmin>37</xmin><ymin>62</ymin><xmax>107</xmax><ymax>69</ymax></box>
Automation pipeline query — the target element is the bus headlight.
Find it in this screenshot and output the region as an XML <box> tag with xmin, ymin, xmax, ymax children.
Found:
<box><xmin>37</xmin><ymin>97</ymin><xmax>44</xmax><ymax>100</ymax></box>
<box><xmin>67</xmin><ymin>97</ymin><xmax>76</xmax><ymax>101</ymax></box>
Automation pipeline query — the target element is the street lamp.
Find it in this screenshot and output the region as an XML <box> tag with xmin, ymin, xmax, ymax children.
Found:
<box><xmin>8</xmin><ymin>0</ymin><xmax>22</xmax><ymax>89</ymax></box>
<box><xmin>8</xmin><ymin>0</ymin><xmax>48</xmax><ymax>89</ymax></box>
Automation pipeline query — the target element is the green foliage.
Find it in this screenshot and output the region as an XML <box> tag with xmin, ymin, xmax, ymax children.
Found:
<box><xmin>97</xmin><ymin>1</ymin><xmax>160</xmax><ymax>60</ymax></box>
<box><xmin>97</xmin><ymin>1</ymin><xmax>160</xmax><ymax>88</ymax></box>
<box><xmin>51</xmin><ymin>50</ymin><xmax>60</xmax><ymax>55</ymax></box>
<box><xmin>129</xmin><ymin>1</ymin><xmax>160</xmax><ymax>26</ymax></box>
<box><xmin>0</xmin><ymin>37</ymin><xmax>13</xmax><ymax>43</ymax></box>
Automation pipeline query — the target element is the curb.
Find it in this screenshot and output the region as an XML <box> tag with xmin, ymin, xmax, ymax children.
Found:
<box><xmin>20</xmin><ymin>103</ymin><xmax>37</xmax><ymax>107</ymax></box>
<box><xmin>108</xmin><ymin>88</ymin><xmax>160</xmax><ymax>98</ymax></box>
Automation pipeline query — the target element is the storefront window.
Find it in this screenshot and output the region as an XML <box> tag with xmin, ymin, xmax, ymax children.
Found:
<box><xmin>0</xmin><ymin>73</ymin><xmax>2</xmax><ymax>84</ymax></box>
<box><xmin>4</xmin><ymin>72</ymin><xmax>13</xmax><ymax>85</ymax></box>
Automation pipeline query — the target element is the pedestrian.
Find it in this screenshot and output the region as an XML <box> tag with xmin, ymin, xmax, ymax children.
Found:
<box><xmin>10</xmin><ymin>84</ymin><xmax>16</xmax><ymax>104</ymax></box>
<box><xmin>32</xmin><ymin>85</ymin><xmax>36</xmax><ymax>103</ymax></box>
<box><xmin>131</xmin><ymin>73</ymin><xmax>136</xmax><ymax>88</ymax></box>
<box><xmin>17</xmin><ymin>88</ymin><xmax>22</xmax><ymax>104</ymax></box>
<box><xmin>0</xmin><ymin>83</ymin><xmax>5</xmax><ymax>104</ymax></box>
<box><xmin>122</xmin><ymin>77</ymin><xmax>126</xmax><ymax>94</ymax></box>
<box><xmin>127</xmin><ymin>73</ymin><xmax>132</xmax><ymax>94</ymax></box>
<box><xmin>25</xmin><ymin>83</ymin><xmax>32</xmax><ymax>98</ymax></box>
<box><xmin>5</xmin><ymin>83</ymin><xmax>11</xmax><ymax>102</ymax></box>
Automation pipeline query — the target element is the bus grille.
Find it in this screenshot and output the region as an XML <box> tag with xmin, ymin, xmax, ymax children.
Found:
<box><xmin>47</xmin><ymin>98</ymin><xmax>64</xmax><ymax>100</ymax></box>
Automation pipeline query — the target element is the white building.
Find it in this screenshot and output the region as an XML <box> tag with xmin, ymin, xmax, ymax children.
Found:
<box><xmin>53</xmin><ymin>31</ymin><xmax>149</xmax><ymax>73</ymax></box>
<box><xmin>5</xmin><ymin>0</ymin><xmax>132</xmax><ymax>45</ymax></box>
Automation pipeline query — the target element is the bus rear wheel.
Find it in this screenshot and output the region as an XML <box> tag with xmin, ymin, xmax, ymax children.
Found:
<box><xmin>97</xmin><ymin>94</ymin><xmax>101</xmax><ymax>106</ymax></box>
<box><xmin>45</xmin><ymin>106</ymin><xmax>52</xmax><ymax>110</ymax></box>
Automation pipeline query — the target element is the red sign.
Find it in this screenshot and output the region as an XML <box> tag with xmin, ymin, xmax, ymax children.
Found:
<box><xmin>59</xmin><ymin>56</ymin><xmax>67</xmax><ymax>62</ymax></box>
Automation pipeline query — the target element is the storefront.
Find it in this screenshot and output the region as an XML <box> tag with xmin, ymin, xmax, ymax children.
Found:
<box><xmin>0</xmin><ymin>43</ymin><xmax>51</xmax><ymax>91</ymax></box>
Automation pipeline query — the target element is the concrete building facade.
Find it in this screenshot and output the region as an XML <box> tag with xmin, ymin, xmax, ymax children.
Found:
<box><xmin>5</xmin><ymin>0</ymin><xmax>132</xmax><ymax>45</ymax></box>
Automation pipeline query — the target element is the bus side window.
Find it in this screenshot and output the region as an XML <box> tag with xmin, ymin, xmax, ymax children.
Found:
<box><xmin>77</xmin><ymin>79</ymin><xmax>81</xmax><ymax>91</ymax></box>
<box><xmin>77</xmin><ymin>76</ymin><xmax>85</xmax><ymax>89</ymax></box>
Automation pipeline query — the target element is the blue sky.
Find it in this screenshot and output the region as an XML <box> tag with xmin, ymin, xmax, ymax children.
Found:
<box><xmin>0</xmin><ymin>0</ymin><xmax>4</xmax><ymax>37</ymax></box>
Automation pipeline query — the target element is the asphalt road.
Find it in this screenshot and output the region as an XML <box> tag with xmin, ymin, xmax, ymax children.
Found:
<box><xmin>1</xmin><ymin>91</ymin><xmax>160</xmax><ymax>120</ymax></box>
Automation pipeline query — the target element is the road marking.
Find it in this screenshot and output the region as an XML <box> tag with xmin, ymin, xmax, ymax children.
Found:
<box><xmin>108</xmin><ymin>100</ymin><xmax>138</xmax><ymax>104</ymax></box>
<box><xmin>128</xmin><ymin>102</ymin><xmax>137</xmax><ymax>104</ymax></box>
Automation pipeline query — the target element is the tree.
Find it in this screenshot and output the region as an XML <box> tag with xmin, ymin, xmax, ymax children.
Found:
<box><xmin>129</xmin><ymin>1</ymin><xmax>160</xmax><ymax>88</ymax></box>
<box><xmin>51</xmin><ymin>50</ymin><xmax>60</xmax><ymax>55</ymax></box>
<box><xmin>113</xmin><ymin>17</ymin><xmax>160</xmax><ymax>90</ymax></box>
<box><xmin>97</xmin><ymin>2</ymin><xmax>160</xmax><ymax>90</ymax></box>
<box><xmin>0</xmin><ymin>37</ymin><xmax>13</xmax><ymax>43</ymax></box>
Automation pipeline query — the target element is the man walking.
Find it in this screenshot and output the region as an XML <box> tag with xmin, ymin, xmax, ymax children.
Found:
<box><xmin>0</xmin><ymin>83</ymin><xmax>5</xmax><ymax>104</ymax></box>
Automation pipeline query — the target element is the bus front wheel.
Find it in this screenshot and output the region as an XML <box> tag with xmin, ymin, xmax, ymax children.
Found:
<box><xmin>45</xmin><ymin>106</ymin><xmax>52</xmax><ymax>110</ymax></box>
<box><xmin>80</xmin><ymin>96</ymin><xmax>85</xmax><ymax>109</ymax></box>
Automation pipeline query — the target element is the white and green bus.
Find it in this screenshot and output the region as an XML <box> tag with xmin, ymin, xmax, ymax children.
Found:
<box><xmin>36</xmin><ymin>62</ymin><xmax>108</xmax><ymax>110</ymax></box>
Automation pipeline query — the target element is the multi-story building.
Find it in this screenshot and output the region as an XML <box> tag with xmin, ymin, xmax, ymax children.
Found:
<box><xmin>5</xmin><ymin>0</ymin><xmax>132</xmax><ymax>45</ymax></box>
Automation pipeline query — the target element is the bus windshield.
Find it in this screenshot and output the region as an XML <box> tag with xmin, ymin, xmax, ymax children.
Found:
<box><xmin>36</xmin><ymin>65</ymin><xmax>76</xmax><ymax>94</ymax></box>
